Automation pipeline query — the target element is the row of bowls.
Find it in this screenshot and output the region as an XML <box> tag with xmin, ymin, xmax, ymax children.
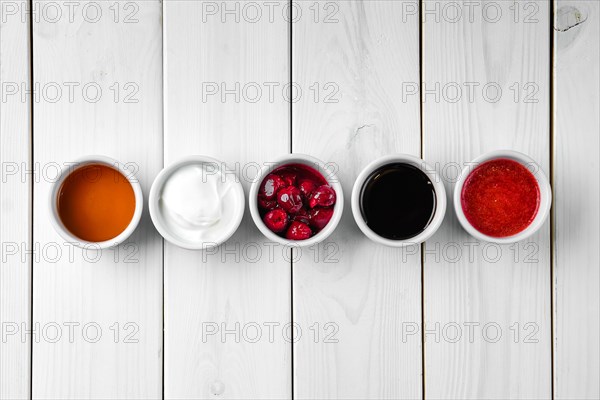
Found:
<box><xmin>49</xmin><ymin>151</ymin><xmax>552</xmax><ymax>249</ymax></box>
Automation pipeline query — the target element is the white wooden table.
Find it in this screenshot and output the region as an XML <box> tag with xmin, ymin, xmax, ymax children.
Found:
<box><xmin>1</xmin><ymin>1</ymin><xmax>598</xmax><ymax>399</ymax></box>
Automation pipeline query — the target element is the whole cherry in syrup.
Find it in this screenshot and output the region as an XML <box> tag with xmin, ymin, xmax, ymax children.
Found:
<box><xmin>258</xmin><ymin>164</ymin><xmax>337</xmax><ymax>240</ymax></box>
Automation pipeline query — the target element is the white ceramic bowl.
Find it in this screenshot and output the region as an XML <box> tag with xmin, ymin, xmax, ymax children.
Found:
<box><xmin>49</xmin><ymin>155</ymin><xmax>144</xmax><ymax>249</ymax></box>
<box><xmin>249</xmin><ymin>154</ymin><xmax>344</xmax><ymax>247</ymax></box>
<box><xmin>149</xmin><ymin>155</ymin><xmax>245</xmax><ymax>250</ymax></box>
<box><xmin>453</xmin><ymin>150</ymin><xmax>552</xmax><ymax>244</ymax></box>
<box><xmin>351</xmin><ymin>154</ymin><xmax>447</xmax><ymax>247</ymax></box>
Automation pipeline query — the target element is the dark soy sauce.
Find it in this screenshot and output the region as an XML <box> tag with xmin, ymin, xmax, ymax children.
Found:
<box><xmin>360</xmin><ymin>163</ymin><xmax>437</xmax><ymax>240</ymax></box>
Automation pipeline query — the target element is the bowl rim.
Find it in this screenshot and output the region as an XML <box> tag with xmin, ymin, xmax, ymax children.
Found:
<box><xmin>453</xmin><ymin>149</ymin><xmax>552</xmax><ymax>244</ymax></box>
<box><xmin>351</xmin><ymin>153</ymin><xmax>447</xmax><ymax>247</ymax></box>
<box><xmin>148</xmin><ymin>155</ymin><xmax>245</xmax><ymax>250</ymax></box>
<box><xmin>248</xmin><ymin>153</ymin><xmax>344</xmax><ymax>247</ymax></box>
<box><xmin>48</xmin><ymin>155</ymin><xmax>144</xmax><ymax>249</ymax></box>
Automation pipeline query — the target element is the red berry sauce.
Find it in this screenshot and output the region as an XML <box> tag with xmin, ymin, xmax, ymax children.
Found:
<box><xmin>258</xmin><ymin>164</ymin><xmax>335</xmax><ymax>240</ymax></box>
<box><xmin>461</xmin><ymin>158</ymin><xmax>540</xmax><ymax>238</ymax></box>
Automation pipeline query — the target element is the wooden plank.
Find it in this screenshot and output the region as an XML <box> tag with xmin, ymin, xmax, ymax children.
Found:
<box><xmin>422</xmin><ymin>1</ymin><xmax>552</xmax><ymax>398</ymax></box>
<box><xmin>162</xmin><ymin>1</ymin><xmax>291</xmax><ymax>398</ymax></box>
<box><xmin>553</xmin><ymin>1</ymin><xmax>600</xmax><ymax>398</ymax></box>
<box><xmin>0</xmin><ymin>0</ymin><xmax>32</xmax><ymax>398</ymax></box>
<box><xmin>292</xmin><ymin>1</ymin><xmax>422</xmax><ymax>398</ymax></box>
<box><xmin>32</xmin><ymin>1</ymin><xmax>163</xmax><ymax>398</ymax></box>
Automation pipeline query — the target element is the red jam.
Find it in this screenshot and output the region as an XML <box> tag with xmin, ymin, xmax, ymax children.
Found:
<box><xmin>461</xmin><ymin>158</ymin><xmax>540</xmax><ymax>237</ymax></box>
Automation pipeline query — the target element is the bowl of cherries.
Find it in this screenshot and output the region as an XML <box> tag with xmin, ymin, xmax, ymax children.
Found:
<box><xmin>249</xmin><ymin>154</ymin><xmax>344</xmax><ymax>246</ymax></box>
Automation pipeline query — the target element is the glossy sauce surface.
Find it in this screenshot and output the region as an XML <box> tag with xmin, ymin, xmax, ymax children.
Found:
<box><xmin>461</xmin><ymin>158</ymin><xmax>540</xmax><ymax>237</ymax></box>
<box><xmin>58</xmin><ymin>164</ymin><xmax>135</xmax><ymax>242</ymax></box>
<box><xmin>360</xmin><ymin>163</ymin><xmax>436</xmax><ymax>240</ymax></box>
